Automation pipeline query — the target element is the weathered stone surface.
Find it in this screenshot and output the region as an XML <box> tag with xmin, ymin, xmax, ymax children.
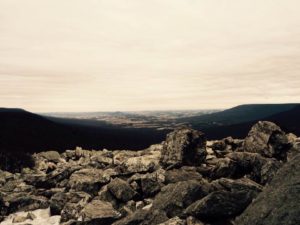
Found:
<box><xmin>185</xmin><ymin>190</ymin><xmax>257</xmax><ymax>221</ymax></box>
<box><xmin>158</xmin><ymin>216</ymin><xmax>186</xmax><ymax>225</ymax></box>
<box><xmin>68</xmin><ymin>168</ymin><xmax>110</xmax><ymax>195</ymax></box>
<box><xmin>226</xmin><ymin>152</ymin><xmax>281</xmax><ymax>184</ymax></box>
<box><xmin>112</xmin><ymin>209</ymin><xmax>169</xmax><ymax>225</ymax></box>
<box><xmin>3</xmin><ymin>194</ymin><xmax>49</xmax><ymax>214</ymax></box>
<box><xmin>35</xmin><ymin>166</ymin><xmax>80</xmax><ymax>188</ymax></box>
<box><xmin>107</xmin><ymin>178</ymin><xmax>138</xmax><ymax>202</ymax></box>
<box><xmin>152</xmin><ymin>180</ymin><xmax>210</xmax><ymax>218</ymax></box>
<box><xmin>243</xmin><ymin>121</ymin><xmax>291</xmax><ymax>160</ymax></box>
<box><xmin>164</xmin><ymin>167</ymin><xmax>202</xmax><ymax>184</ymax></box>
<box><xmin>37</xmin><ymin>151</ymin><xmax>61</xmax><ymax>163</ymax></box>
<box><xmin>160</xmin><ymin>128</ymin><xmax>207</xmax><ymax>167</ymax></box>
<box><xmin>80</xmin><ymin>200</ymin><xmax>121</xmax><ymax>224</ymax></box>
<box><xmin>128</xmin><ymin>169</ymin><xmax>165</xmax><ymax>197</ymax></box>
<box><xmin>235</xmin><ymin>153</ymin><xmax>300</xmax><ymax>225</ymax></box>
<box><xmin>12</xmin><ymin>215</ymin><xmax>27</xmax><ymax>223</ymax></box>
<box><xmin>210</xmin><ymin>177</ymin><xmax>262</xmax><ymax>193</ymax></box>
<box><xmin>186</xmin><ymin>216</ymin><xmax>205</xmax><ymax>225</ymax></box>
<box><xmin>118</xmin><ymin>150</ymin><xmax>161</xmax><ymax>174</ymax></box>
<box><xmin>50</xmin><ymin>191</ymin><xmax>91</xmax><ymax>217</ymax></box>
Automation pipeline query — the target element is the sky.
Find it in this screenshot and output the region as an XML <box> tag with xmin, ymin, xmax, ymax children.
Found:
<box><xmin>0</xmin><ymin>0</ymin><xmax>300</xmax><ymax>112</ymax></box>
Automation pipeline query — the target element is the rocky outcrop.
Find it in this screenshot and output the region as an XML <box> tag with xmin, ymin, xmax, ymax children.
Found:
<box><xmin>80</xmin><ymin>200</ymin><xmax>121</xmax><ymax>224</ymax></box>
<box><xmin>160</xmin><ymin>128</ymin><xmax>207</xmax><ymax>167</ymax></box>
<box><xmin>235</xmin><ymin>153</ymin><xmax>300</xmax><ymax>225</ymax></box>
<box><xmin>0</xmin><ymin>122</ymin><xmax>298</xmax><ymax>225</ymax></box>
<box><xmin>243</xmin><ymin>121</ymin><xmax>291</xmax><ymax>160</ymax></box>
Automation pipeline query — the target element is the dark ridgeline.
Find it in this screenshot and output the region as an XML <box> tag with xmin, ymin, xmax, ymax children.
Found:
<box><xmin>0</xmin><ymin>108</ymin><xmax>168</xmax><ymax>154</ymax></box>
<box><xmin>1</xmin><ymin>104</ymin><xmax>300</xmax><ymax>155</ymax></box>
<box><xmin>0</xmin><ymin>108</ymin><xmax>169</xmax><ymax>171</ymax></box>
<box><xmin>198</xmin><ymin>104</ymin><xmax>300</xmax><ymax>139</ymax></box>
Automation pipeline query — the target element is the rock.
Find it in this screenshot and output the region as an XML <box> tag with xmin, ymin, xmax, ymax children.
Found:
<box><xmin>152</xmin><ymin>179</ymin><xmax>210</xmax><ymax>218</ymax></box>
<box><xmin>80</xmin><ymin>200</ymin><xmax>121</xmax><ymax>224</ymax></box>
<box><xmin>118</xmin><ymin>200</ymin><xmax>136</xmax><ymax>217</ymax></box>
<box><xmin>3</xmin><ymin>194</ymin><xmax>49</xmax><ymax>214</ymax></box>
<box><xmin>97</xmin><ymin>185</ymin><xmax>118</xmax><ymax>208</ymax></box>
<box><xmin>118</xmin><ymin>150</ymin><xmax>161</xmax><ymax>174</ymax></box>
<box><xmin>128</xmin><ymin>169</ymin><xmax>165</xmax><ymax>197</ymax></box>
<box><xmin>26</xmin><ymin>211</ymin><xmax>37</xmax><ymax>220</ymax></box>
<box><xmin>164</xmin><ymin>167</ymin><xmax>202</xmax><ymax>184</ymax></box>
<box><xmin>35</xmin><ymin>166</ymin><xmax>80</xmax><ymax>188</ymax></box>
<box><xmin>160</xmin><ymin>128</ymin><xmax>207</xmax><ymax>167</ymax></box>
<box><xmin>184</xmin><ymin>190</ymin><xmax>257</xmax><ymax>221</ymax></box>
<box><xmin>226</xmin><ymin>152</ymin><xmax>281</xmax><ymax>184</ymax></box>
<box><xmin>68</xmin><ymin>168</ymin><xmax>110</xmax><ymax>195</ymax></box>
<box><xmin>235</xmin><ymin>153</ymin><xmax>300</xmax><ymax>225</ymax></box>
<box><xmin>37</xmin><ymin>151</ymin><xmax>61</xmax><ymax>163</ymax></box>
<box><xmin>112</xmin><ymin>209</ymin><xmax>169</xmax><ymax>225</ymax></box>
<box><xmin>107</xmin><ymin>178</ymin><xmax>138</xmax><ymax>202</ymax></box>
<box><xmin>243</xmin><ymin>121</ymin><xmax>291</xmax><ymax>160</ymax></box>
<box><xmin>50</xmin><ymin>191</ymin><xmax>91</xmax><ymax>217</ymax></box>
<box><xmin>12</xmin><ymin>215</ymin><xmax>27</xmax><ymax>223</ymax></box>
<box><xmin>186</xmin><ymin>216</ymin><xmax>205</xmax><ymax>225</ymax></box>
<box><xmin>158</xmin><ymin>216</ymin><xmax>186</xmax><ymax>225</ymax></box>
<box><xmin>210</xmin><ymin>178</ymin><xmax>263</xmax><ymax>193</ymax></box>
<box><xmin>90</xmin><ymin>151</ymin><xmax>113</xmax><ymax>166</ymax></box>
<box><xmin>211</xmin><ymin>140</ymin><xmax>227</xmax><ymax>151</ymax></box>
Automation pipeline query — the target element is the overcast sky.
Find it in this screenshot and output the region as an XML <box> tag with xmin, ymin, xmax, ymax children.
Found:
<box><xmin>0</xmin><ymin>0</ymin><xmax>299</xmax><ymax>112</ymax></box>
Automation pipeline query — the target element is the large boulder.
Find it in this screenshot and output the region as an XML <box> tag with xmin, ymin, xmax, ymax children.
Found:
<box><xmin>164</xmin><ymin>167</ymin><xmax>202</xmax><ymax>184</ymax></box>
<box><xmin>184</xmin><ymin>190</ymin><xmax>257</xmax><ymax>221</ymax></box>
<box><xmin>68</xmin><ymin>168</ymin><xmax>111</xmax><ymax>195</ymax></box>
<box><xmin>117</xmin><ymin>149</ymin><xmax>161</xmax><ymax>174</ymax></box>
<box><xmin>235</xmin><ymin>153</ymin><xmax>300</xmax><ymax>225</ymax></box>
<box><xmin>158</xmin><ymin>216</ymin><xmax>186</xmax><ymax>225</ymax></box>
<box><xmin>160</xmin><ymin>128</ymin><xmax>207</xmax><ymax>167</ymax></box>
<box><xmin>107</xmin><ymin>178</ymin><xmax>138</xmax><ymax>202</ymax></box>
<box><xmin>50</xmin><ymin>191</ymin><xmax>91</xmax><ymax>222</ymax></box>
<box><xmin>226</xmin><ymin>152</ymin><xmax>281</xmax><ymax>185</ymax></box>
<box><xmin>152</xmin><ymin>179</ymin><xmax>210</xmax><ymax>218</ymax></box>
<box><xmin>243</xmin><ymin>121</ymin><xmax>291</xmax><ymax>160</ymax></box>
<box><xmin>207</xmin><ymin>152</ymin><xmax>281</xmax><ymax>185</ymax></box>
<box><xmin>37</xmin><ymin>151</ymin><xmax>61</xmax><ymax>163</ymax></box>
<box><xmin>112</xmin><ymin>209</ymin><xmax>169</xmax><ymax>225</ymax></box>
<box><xmin>80</xmin><ymin>200</ymin><xmax>121</xmax><ymax>224</ymax></box>
<box><xmin>210</xmin><ymin>177</ymin><xmax>263</xmax><ymax>193</ymax></box>
<box><xmin>128</xmin><ymin>169</ymin><xmax>165</xmax><ymax>197</ymax></box>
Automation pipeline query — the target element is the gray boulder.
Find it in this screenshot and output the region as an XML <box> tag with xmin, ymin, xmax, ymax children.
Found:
<box><xmin>243</xmin><ymin>121</ymin><xmax>291</xmax><ymax>160</ymax></box>
<box><xmin>68</xmin><ymin>168</ymin><xmax>110</xmax><ymax>195</ymax></box>
<box><xmin>160</xmin><ymin>128</ymin><xmax>207</xmax><ymax>167</ymax></box>
<box><xmin>80</xmin><ymin>200</ymin><xmax>121</xmax><ymax>225</ymax></box>
<box><xmin>184</xmin><ymin>190</ymin><xmax>257</xmax><ymax>221</ymax></box>
<box><xmin>164</xmin><ymin>167</ymin><xmax>203</xmax><ymax>184</ymax></box>
<box><xmin>235</xmin><ymin>153</ymin><xmax>300</xmax><ymax>225</ymax></box>
<box><xmin>37</xmin><ymin>151</ymin><xmax>61</xmax><ymax>163</ymax></box>
<box><xmin>152</xmin><ymin>179</ymin><xmax>210</xmax><ymax>218</ymax></box>
<box><xmin>107</xmin><ymin>178</ymin><xmax>138</xmax><ymax>202</ymax></box>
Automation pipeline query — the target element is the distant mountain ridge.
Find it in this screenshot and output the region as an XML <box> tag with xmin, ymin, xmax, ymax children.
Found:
<box><xmin>178</xmin><ymin>103</ymin><xmax>299</xmax><ymax>128</ymax></box>
<box><xmin>0</xmin><ymin>104</ymin><xmax>299</xmax><ymax>154</ymax></box>
<box><xmin>200</xmin><ymin>104</ymin><xmax>300</xmax><ymax>139</ymax></box>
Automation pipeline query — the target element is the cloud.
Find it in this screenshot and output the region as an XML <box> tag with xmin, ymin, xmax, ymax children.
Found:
<box><xmin>0</xmin><ymin>0</ymin><xmax>299</xmax><ymax>111</ymax></box>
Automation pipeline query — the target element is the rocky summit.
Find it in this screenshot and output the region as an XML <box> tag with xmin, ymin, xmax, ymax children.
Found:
<box><xmin>0</xmin><ymin>121</ymin><xmax>299</xmax><ymax>225</ymax></box>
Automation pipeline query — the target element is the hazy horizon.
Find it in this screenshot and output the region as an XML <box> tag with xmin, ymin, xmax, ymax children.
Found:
<box><xmin>1</xmin><ymin>0</ymin><xmax>300</xmax><ymax>112</ymax></box>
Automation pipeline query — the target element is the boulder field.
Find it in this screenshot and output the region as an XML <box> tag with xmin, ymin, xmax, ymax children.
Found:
<box><xmin>0</xmin><ymin>121</ymin><xmax>299</xmax><ymax>225</ymax></box>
